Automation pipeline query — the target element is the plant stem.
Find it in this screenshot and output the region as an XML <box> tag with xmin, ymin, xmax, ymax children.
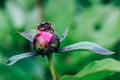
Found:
<box><xmin>47</xmin><ymin>54</ymin><xmax>58</xmax><ymax>80</ymax></box>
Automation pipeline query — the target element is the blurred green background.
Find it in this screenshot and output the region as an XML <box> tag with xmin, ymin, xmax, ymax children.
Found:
<box><xmin>0</xmin><ymin>0</ymin><xmax>120</xmax><ymax>80</ymax></box>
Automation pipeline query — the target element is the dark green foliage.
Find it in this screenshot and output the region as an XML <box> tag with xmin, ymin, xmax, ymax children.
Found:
<box><xmin>0</xmin><ymin>0</ymin><xmax>120</xmax><ymax>80</ymax></box>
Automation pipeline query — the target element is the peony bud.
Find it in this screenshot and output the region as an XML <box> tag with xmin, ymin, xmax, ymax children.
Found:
<box><xmin>33</xmin><ymin>31</ymin><xmax>60</xmax><ymax>56</ymax></box>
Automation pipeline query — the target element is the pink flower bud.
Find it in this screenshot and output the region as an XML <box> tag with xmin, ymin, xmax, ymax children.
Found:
<box><xmin>33</xmin><ymin>31</ymin><xmax>60</xmax><ymax>56</ymax></box>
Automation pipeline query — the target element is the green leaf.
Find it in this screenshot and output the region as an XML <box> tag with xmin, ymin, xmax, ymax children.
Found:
<box><xmin>17</xmin><ymin>29</ymin><xmax>36</xmax><ymax>42</ymax></box>
<box><xmin>17</xmin><ymin>32</ymin><xmax>33</xmax><ymax>42</ymax></box>
<box><xmin>60</xmin><ymin>27</ymin><xmax>69</xmax><ymax>42</ymax></box>
<box><xmin>58</xmin><ymin>41</ymin><xmax>114</xmax><ymax>55</ymax></box>
<box><xmin>3</xmin><ymin>52</ymin><xmax>38</xmax><ymax>66</ymax></box>
<box><xmin>60</xmin><ymin>58</ymin><xmax>120</xmax><ymax>80</ymax></box>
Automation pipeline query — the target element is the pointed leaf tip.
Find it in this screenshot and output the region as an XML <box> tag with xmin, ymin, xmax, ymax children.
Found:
<box><xmin>58</xmin><ymin>41</ymin><xmax>114</xmax><ymax>55</ymax></box>
<box><xmin>17</xmin><ymin>31</ymin><xmax>34</xmax><ymax>42</ymax></box>
<box><xmin>3</xmin><ymin>52</ymin><xmax>38</xmax><ymax>66</ymax></box>
<box><xmin>60</xmin><ymin>27</ymin><xmax>69</xmax><ymax>42</ymax></box>
<box><xmin>2</xmin><ymin>59</ymin><xmax>10</xmax><ymax>65</ymax></box>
